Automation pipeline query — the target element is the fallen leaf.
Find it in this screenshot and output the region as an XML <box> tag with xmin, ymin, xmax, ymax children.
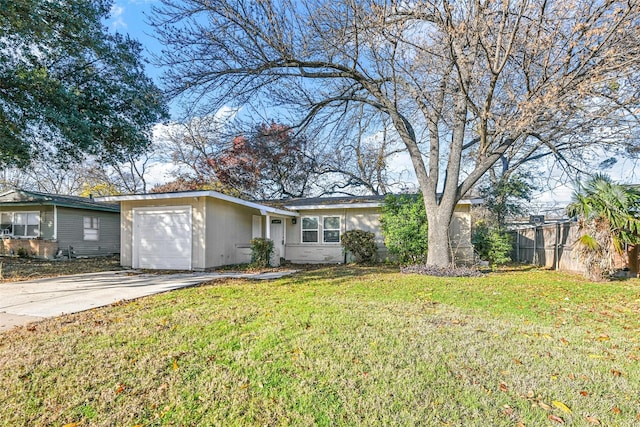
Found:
<box><xmin>115</xmin><ymin>384</ymin><xmax>125</xmax><ymax>395</ymax></box>
<box><xmin>538</xmin><ymin>401</ymin><xmax>553</xmax><ymax>411</ymax></box>
<box><xmin>62</xmin><ymin>423</ymin><xmax>80</xmax><ymax>427</ymax></box>
<box><xmin>500</xmin><ymin>382</ymin><xmax>508</xmax><ymax>392</ymax></box>
<box><xmin>597</xmin><ymin>335</ymin><xmax>610</xmax><ymax>341</ymax></box>
<box><xmin>548</xmin><ymin>414</ymin><xmax>565</xmax><ymax>423</ymax></box>
<box><xmin>585</xmin><ymin>415</ymin><xmax>600</xmax><ymax>425</ymax></box>
<box><xmin>552</xmin><ymin>400</ymin><xmax>572</xmax><ymax>414</ymax></box>
<box><xmin>580</xmin><ymin>391</ymin><xmax>589</xmax><ymax>397</ymax></box>
<box><xmin>567</xmin><ymin>373</ymin><xmax>575</xmax><ymax>380</ymax></box>
<box><xmin>513</xmin><ymin>358</ymin><xmax>523</xmax><ymax>365</ymax></box>
<box><xmin>560</xmin><ymin>337</ymin><xmax>569</xmax><ymax>345</ymax></box>
<box><xmin>173</xmin><ymin>359</ymin><xmax>178</xmax><ymax>370</ymax></box>
<box><xmin>612</xmin><ymin>406</ymin><xmax>622</xmax><ymax>414</ymax></box>
<box><xmin>611</xmin><ymin>369</ymin><xmax>622</xmax><ymax>377</ymax></box>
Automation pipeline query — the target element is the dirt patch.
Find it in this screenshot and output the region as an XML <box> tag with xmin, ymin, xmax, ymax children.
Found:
<box><xmin>0</xmin><ymin>255</ymin><xmax>123</xmax><ymax>283</ymax></box>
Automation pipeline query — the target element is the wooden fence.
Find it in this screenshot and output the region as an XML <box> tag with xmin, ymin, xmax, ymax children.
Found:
<box><xmin>510</xmin><ymin>222</ymin><xmax>587</xmax><ymax>274</ymax></box>
<box><xmin>509</xmin><ymin>222</ymin><xmax>635</xmax><ymax>276</ymax></box>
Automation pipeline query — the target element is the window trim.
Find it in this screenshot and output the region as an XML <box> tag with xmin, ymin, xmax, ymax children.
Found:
<box><xmin>301</xmin><ymin>215</ymin><xmax>319</xmax><ymax>243</ymax></box>
<box><xmin>83</xmin><ymin>216</ymin><xmax>100</xmax><ymax>241</ymax></box>
<box><xmin>300</xmin><ymin>215</ymin><xmax>342</xmax><ymax>244</ymax></box>
<box><xmin>322</xmin><ymin>215</ymin><xmax>341</xmax><ymax>244</ymax></box>
<box><xmin>1</xmin><ymin>211</ymin><xmax>40</xmax><ymax>238</ymax></box>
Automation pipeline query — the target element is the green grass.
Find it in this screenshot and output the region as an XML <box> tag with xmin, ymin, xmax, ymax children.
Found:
<box><xmin>1</xmin><ymin>266</ymin><xmax>639</xmax><ymax>426</ymax></box>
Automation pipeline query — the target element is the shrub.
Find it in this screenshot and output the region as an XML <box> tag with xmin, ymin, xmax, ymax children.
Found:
<box><xmin>16</xmin><ymin>247</ymin><xmax>30</xmax><ymax>258</ymax></box>
<box><xmin>341</xmin><ymin>230</ymin><xmax>378</xmax><ymax>264</ymax></box>
<box><xmin>380</xmin><ymin>194</ymin><xmax>428</xmax><ymax>264</ymax></box>
<box><xmin>401</xmin><ymin>264</ymin><xmax>485</xmax><ymax>277</ymax></box>
<box><xmin>471</xmin><ymin>221</ymin><xmax>512</xmax><ymax>268</ymax></box>
<box><xmin>250</xmin><ymin>238</ymin><xmax>273</xmax><ymax>268</ymax></box>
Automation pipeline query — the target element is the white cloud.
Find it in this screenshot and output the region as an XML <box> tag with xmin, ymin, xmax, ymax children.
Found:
<box><xmin>110</xmin><ymin>4</ymin><xmax>127</xmax><ymax>30</ymax></box>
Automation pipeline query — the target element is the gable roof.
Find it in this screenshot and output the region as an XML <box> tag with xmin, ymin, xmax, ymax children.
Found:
<box><xmin>96</xmin><ymin>190</ymin><xmax>298</xmax><ymax>217</ymax></box>
<box><xmin>0</xmin><ymin>189</ymin><xmax>120</xmax><ymax>213</ymax></box>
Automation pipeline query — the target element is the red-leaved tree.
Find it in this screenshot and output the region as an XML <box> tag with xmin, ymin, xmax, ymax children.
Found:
<box><xmin>207</xmin><ymin>123</ymin><xmax>316</xmax><ymax>199</ymax></box>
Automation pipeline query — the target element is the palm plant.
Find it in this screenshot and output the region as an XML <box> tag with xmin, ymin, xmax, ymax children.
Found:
<box><xmin>566</xmin><ymin>174</ymin><xmax>640</xmax><ymax>280</ymax></box>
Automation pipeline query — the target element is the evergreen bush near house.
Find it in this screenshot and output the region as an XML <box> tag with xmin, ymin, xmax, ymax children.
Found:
<box><xmin>471</xmin><ymin>221</ymin><xmax>512</xmax><ymax>268</ymax></box>
<box><xmin>380</xmin><ymin>194</ymin><xmax>429</xmax><ymax>264</ymax></box>
<box><xmin>250</xmin><ymin>238</ymin><xmax>274</xmax><ymax>268</ymax></box>
<box><xmin>341</xmin><ymin>230</ymin><xmax>378</xmax><ymax>264</ymax></box>
<box><xmin>16</xmin><ymin>247</ymin><xmax>30</xmax><ymax>258</ymax></box>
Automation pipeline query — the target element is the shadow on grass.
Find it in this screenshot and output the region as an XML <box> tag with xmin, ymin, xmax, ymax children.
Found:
<box><xmin>280</xmin><ymin>264</ymin><xmax>399</xmax><ymax>287</ymax></box>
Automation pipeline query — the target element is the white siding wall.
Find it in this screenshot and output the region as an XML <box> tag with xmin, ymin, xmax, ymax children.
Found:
<box><xmin>284</xmin><ymin>205</ymin><xmax>473</xmax><ymax>264</ymax></box>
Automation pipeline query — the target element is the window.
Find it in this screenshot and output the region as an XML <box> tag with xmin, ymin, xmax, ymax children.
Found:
<box><xmin>83</xmin><ymin>216</ymin><xmax>99</xmax><ymax>241</ymax></box>
<box><xmin>323</xmin><ymin>216</ymin><xmax>341</xmax><ymax>243</ymax></box>
<box><xmin>301</xmin><ymin>215</ymin><xmax>342</xmax><ymax>244</ymax></box>
<box><xmin>1</xmin><ymin>212</ymin><xmax>39</xmax><ymax>237</ymax></box>
<box><xmin>1</xmin><ymin>213</ymin><xmax>12</xmax><ymax>235</ymax></box>
<box><xmin>302</xmin><ymin>216</ymin><xmax>319</xmax><ymax>243</ymax></box>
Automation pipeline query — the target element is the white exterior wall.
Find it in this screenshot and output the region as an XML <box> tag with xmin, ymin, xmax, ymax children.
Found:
<box><xmin>204</xmin><ymin>198</ymin><xmax>260</xmax><ymax>268</ymax></box>
<box><xmin>450</xmin><ymin>205</ymin><xmax>473</xmax><ymax>264</ymax></box>
<box><xmin>284</xmin><ymin>205</ymin><xmax>473</xmax><ymax>264</ymax></box>
<box><xmin>284</xmin><ymin>207</ymin><xmax>386</xmax><ymax>264</ymax></box>
<box><xmin>120</xmin><ymin>198</ymin><xmax>206</xmax><ymax>269</ymax></box>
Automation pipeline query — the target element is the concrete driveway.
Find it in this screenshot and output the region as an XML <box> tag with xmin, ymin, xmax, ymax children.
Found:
<box><xmin>0</xmin><ymin>270</ymin><xmax>296</xmax><ymax>332</ymax></box>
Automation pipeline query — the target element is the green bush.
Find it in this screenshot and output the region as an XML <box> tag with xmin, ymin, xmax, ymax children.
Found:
<box><xmin>341</xmin><ymin>230</ymin><xmax>378</xmax><ymax>264</ymax></box>
<box><xmin>471</xmin><ymin>221</ymin><xmax>512</xmax><ymax>268</ymax></box>
<box><xmin>16</xmin><ymin>247</ymin><xmax>30</xmax><ymax>258</ymax></box>
<box><xmin>380</xmin><ymin>194</ymin><xmax>428</xmax><ymax>264</ymax></box>
<box><xmin>250</xmin><ymin>238</ymin><xmax>274</xmax><ymax>268</ymax></box>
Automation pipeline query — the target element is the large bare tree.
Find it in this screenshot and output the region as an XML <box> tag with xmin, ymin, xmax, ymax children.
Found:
<box><xmin>153</xmin><ymin>0</ymin><xmax>640</xmax><ymax>266</ymax></box>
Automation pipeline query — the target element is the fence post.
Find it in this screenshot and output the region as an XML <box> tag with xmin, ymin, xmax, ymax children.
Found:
<box><xmin>532</xmin><ymin>226</ymin><xmax>538</xmax><ymax>266</ymax></box>
<box><xmin>555</xmin><ymin>222</ymin><xmax>560</xmax><ymax>270</ymax></box>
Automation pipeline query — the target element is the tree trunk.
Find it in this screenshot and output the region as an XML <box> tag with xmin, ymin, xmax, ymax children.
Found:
<box><xmin>425</xmin><ymin>207</ymin><xmax>454</xmax><ymax>266</ymax></box>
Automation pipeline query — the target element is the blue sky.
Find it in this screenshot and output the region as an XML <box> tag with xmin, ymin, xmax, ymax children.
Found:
<box><xmin>108</xmin><ymin>1</ymin><xmax>163</xmax><ymax>83</ymax></box>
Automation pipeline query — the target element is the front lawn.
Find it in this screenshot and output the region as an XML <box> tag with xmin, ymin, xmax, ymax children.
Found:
<box><xmin>1</xmin><ymin>266</ymin><xmax>638</xmax><ymax>426</ymax></box>
<box><xmin>0</xmin><ymin>255</ymin><xmax>122</xmax><ymax>282</ymax></box>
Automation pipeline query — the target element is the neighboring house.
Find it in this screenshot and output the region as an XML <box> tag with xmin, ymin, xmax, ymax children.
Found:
<box><xmin>99</xmin><ymin>191</ymin><xmax>478</xmax><ymax>270</ymax></box>
<box><xmin>0</xmin><ymin>189</ymin><xmax>120</xmax><ymax>258</ymax></box>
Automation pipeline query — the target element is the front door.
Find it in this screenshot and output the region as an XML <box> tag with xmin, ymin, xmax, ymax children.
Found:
<box><xmin>269</xmin><ymin>218</ymin><xmax>285</xmax><ymax>263</ymax></box>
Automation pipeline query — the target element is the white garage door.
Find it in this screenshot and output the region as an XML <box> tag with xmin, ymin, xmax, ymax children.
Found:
<box><xmin>132</xmin><ymin>206</ymin><xmax>192</xmax><ymax>270</ymax></box>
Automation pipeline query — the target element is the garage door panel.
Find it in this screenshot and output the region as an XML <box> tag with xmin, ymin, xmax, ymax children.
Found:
<box><xmin>133</xmin><ymin>207</ymin><xmax>192</xmax><ymax>270</ymax></box>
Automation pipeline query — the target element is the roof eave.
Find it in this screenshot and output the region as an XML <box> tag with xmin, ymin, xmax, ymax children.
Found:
<box><xmin>97</xmin><ymin>191</ymin><xmax>298</xmax><ymax>217</ymax></box>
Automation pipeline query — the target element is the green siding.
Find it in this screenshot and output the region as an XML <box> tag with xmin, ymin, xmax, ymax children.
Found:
<box><xmin>56</xmin><ymin>207</ymin><xmax>120</xmax><ymax>256</ymax></box>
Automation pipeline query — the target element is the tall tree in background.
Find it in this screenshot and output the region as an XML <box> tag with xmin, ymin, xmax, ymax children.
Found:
<box><xmin>478</xmin><ymin>172</ymin><xmax>533</xmax><ymax>227</ymax></box>
<box><xmin>0</xmin><ymin>0</ymin><xmax>167</xmax><ymax>168</ymax></box>
<box><xmin>315</xmin><ymin>108</ymin><xmax>406</xmax><ymax>195</ymax></box>
<box><xmin>153</xmin><ymin>0</ymin><xmax>640</xmax><ymax>266</ymax></box>
<box><xmin>209</xmin><ymin>123</ymin><xmax>317</xmax><ymax>199</ymax></box>
<box><xmin>159</xmin><ymin>115</ymin><xmax>401</xmax><ymax>198</ymax></box>
<box><xmin>0</xmin><ymin>154</ymin><xmax>152</xmax><ymax>196</ymax></box>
